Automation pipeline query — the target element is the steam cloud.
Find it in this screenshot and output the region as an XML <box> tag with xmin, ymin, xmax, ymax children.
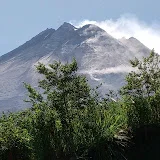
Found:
<box><xmin>71</xmin><ymin>15</ymin><xmax>160</xmax><ymax>54</ymax></box>
<box><xmin>80</xmin><ymin>66</ymin><xmax>134</xmax><ymax>75</ymax></box>
<box><xmin>79</xmin><ymin>66</ymin><xmax>135</xmax><ymax>81</ymax></box>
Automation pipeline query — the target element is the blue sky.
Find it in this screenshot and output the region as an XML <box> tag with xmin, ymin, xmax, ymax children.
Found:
<box><xmin>0</xmin><ymin>0</ymin><xmax>160</xmax><ymax>55</ymax></box>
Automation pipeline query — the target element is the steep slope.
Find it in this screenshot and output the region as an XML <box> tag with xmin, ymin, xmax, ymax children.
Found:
<box><xmin>119</xmin><ymin>37</ymin><xmax>150</xmax><ymax>59</ymax></box>
<box><xmin>0</xmin><ymin>23</ymin><xmax>150</xmax><ymax>112</ymax></box>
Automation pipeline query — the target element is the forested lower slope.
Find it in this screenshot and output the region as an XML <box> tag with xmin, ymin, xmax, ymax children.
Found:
<box><xmin>1</xmin><ymin>50</ymin><xmax>160</xmax><ymax>160</ymax></box>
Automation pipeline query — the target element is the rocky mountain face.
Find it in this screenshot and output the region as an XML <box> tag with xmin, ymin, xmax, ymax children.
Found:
<box><xmin>0</xmin><ymin>22</ymin><xmax>150</xmax><ymax>112</ymax></box>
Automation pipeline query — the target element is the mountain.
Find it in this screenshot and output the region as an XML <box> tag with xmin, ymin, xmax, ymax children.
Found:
<box><xmin>119</xmin><ymin>37</ymin><xmax>150</xmax><ymax>59</ymax></box>
<box><xmin>0</xmin><ymin>22</ymin><xmax>150</xmax><ymax>112</ymax></box>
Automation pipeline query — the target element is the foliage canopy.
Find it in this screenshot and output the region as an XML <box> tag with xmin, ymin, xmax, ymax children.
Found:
<box><xmin>0</xmin><ymin>59</ymin><xmax>127</xmax><ymax>160</ymax></box>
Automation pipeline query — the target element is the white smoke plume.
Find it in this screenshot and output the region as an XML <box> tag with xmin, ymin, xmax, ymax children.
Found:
<box><xmin>71</xmin><ymin>15</ymin><xmax>160</xmax><ymax>54</ymax></box>
<box><xmin>79</xmin><ymin>66</ymin><xmax>135</xmax><ymax>79</ymax></box>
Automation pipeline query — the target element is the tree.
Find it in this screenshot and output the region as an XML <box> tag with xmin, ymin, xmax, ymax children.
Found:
<box><xmin>0</xmin><ymin>112</ymin><xmax>32</xmax><ymax>160</ymax></box>
<box><xmin>24</xmin><ymin>59</ymin><xmax>127</xmax><ymax>160</ymax></box>
<box><xmin>0</xmin><ymin>59</ymin><xmax>127</xmax><ymax>160</ymax></box>
<box><xmin>121</xmin><ymin>50</ymin><xmax>160</xmax><ymax>128</ymax></box>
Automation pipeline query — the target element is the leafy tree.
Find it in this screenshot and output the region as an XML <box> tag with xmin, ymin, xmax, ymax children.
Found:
<box><xmin>0</xmin><ymin>113</ymin><xmax>32</xmax><ymax>160</ymax></box>
<box><xmin>121</xmin><ymin>50</ymin><xmax>160</xmax><ymax>128</ymax></box>
<box><xmin>24</xmin><ymin>59</ymin><xmax>127</xmax><ymax>160</ymax></box>
<box><xmin>0</xmin><ymin>59</ymin><xmax>127</xmax><ymax>160</ymax></box>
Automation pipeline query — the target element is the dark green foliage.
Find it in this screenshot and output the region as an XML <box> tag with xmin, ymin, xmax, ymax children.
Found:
<box><xmin>0</xmin><ymin>112</ymin><xmax>32</xmax><ymax>159</ymax></box>
<box><xmin>0</xmin><ymin>59</ymin><xmax>127</xmax><ymax>160</ymax></box>
<box><xmin>120</xmin><ymin>50</ymin><xmax>160</xmax><ymax>159</ymax></box>
<box><xmin>121</xmin><ymin>50</ymin><xmax>160</xmax><ymax>129</ymax></box>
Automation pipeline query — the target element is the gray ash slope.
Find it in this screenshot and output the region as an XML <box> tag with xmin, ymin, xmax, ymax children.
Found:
<box><xmin>0</xmin><ymin>22</ymin><xmax>150</xmax><ymax>112</ymax></box>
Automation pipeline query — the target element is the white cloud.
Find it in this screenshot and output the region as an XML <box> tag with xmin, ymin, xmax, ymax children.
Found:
<box><xmin>80</xmin><ymin>65</ymin><xmax>134</xmax><ymax>75</ymax></box>
<box><xmin>71</xmin><ymin>15</ymin><xmax>160</xmax><ymax>54</ymax></box>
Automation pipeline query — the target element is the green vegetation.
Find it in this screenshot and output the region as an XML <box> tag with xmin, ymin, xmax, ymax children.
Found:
<box><xmin>121</xmin><ymin>50</ymin><xmax>160</xmax><ymax>129</ymax></box>
<box><xmin>1</xmin><ymin>50</ymin><xmax>160</xmax><ymax>159</ymax></box>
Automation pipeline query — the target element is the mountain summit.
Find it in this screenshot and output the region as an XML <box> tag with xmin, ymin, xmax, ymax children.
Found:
<box><xmin>0</xmin><ymin>23</ymin><xmax>150</xmax><ymax>112</ymax></box>
<box><xmin>58</xmin><ymin>22</ymin><xmax>77</xmax><ymax>31</ymax></box>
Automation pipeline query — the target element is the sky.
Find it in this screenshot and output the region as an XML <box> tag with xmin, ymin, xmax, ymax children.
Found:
<box><xmin>0</xmin><ymin>0</ymin><xmax>160</xmax><ymax>55</ymax></box>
